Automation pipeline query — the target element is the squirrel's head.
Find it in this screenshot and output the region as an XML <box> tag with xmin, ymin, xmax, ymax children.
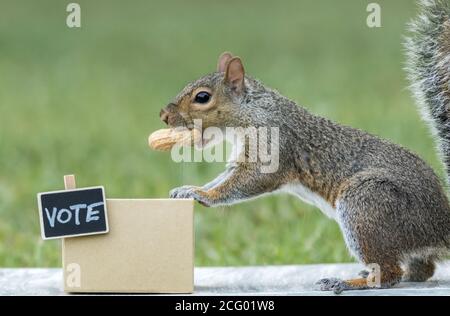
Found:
<box><xmin>160</xmin><ymin>52</ymin><xmax>248</xmax><ymax>130</ymax></box>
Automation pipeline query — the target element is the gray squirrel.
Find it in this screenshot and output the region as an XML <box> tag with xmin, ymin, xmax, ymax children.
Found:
<box><xmin>159</xmin><ymin>0</ymin><xmax>450</xmax><ymax>293</ymax></box>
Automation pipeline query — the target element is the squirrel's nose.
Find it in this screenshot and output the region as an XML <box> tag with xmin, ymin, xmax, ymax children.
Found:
<box><xmin>160</xmin><ymin>108</ymin><xmax>169</xmax><ymax>125</ymax></box>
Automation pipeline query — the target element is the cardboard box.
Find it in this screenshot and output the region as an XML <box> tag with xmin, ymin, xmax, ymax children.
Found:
<box><xmin>62</xmin><ymin>198</ymin><xmax>194</xmax><ymax>293</ymax></box>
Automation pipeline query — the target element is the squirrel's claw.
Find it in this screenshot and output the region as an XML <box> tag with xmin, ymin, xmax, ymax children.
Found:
<box><xmin>169</xmin><ymin>185</ymin><xmax>211</xmax><ymax>207</ymax></box>
<box><xmin>315</xmin><ymin>278</ymin><xmax>350</xmax><ymax>294</ymax></box>
<box><xmin>358</xmin><ymin>270</ymin><xmax>370</xmax><ymax>278</ymax></box>
<box><xmin>169</xmin><ymin>185</ymin><xmax>198</xmax><ymax>199</ymax></box>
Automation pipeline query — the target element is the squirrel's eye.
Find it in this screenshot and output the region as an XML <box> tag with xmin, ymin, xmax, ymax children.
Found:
<box><xmin>194</xmin><ymin>91</ymin><xmax>211</xmax><ymax>104</ymax></box>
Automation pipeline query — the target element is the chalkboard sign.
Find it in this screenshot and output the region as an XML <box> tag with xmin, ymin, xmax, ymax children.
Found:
<box><xmin>37</xmin><ymin>186</ymin><xmax>109</xmax><ymax>240</ymax></box>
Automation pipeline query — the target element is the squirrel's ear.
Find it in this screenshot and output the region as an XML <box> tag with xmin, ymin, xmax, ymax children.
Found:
<box><xmin>217</xmin><ymin>52</ymin><xmax>233</xmax><ymax>72</ymax></box>
<box><xmin>224</xmin><ymin>57</ymin><xmax>245</xmax><ymax>92</ymax></box>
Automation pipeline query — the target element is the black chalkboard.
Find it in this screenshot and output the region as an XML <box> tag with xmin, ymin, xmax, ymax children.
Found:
<box><xmin>37</xmin><ymin>186</ymin><xmax>109</xmax><ymax>240</ymax></box>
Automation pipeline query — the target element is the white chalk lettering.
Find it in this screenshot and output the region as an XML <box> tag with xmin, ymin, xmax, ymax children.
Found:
<box><xmin>44</xmin><ymin>207</ymin><xmax>58</xmax><ymax>228</ymax></box>
<box><xmin>43</xmin><ymin>202</ymin><xmax>103</xmax><ymax>227</ymax></box>
<box><xmin>86</xmin><ymin>202</ymin><xmax>103</xmax><ymax>222</ymax></box>
<box><xmin>69</xmin><ymin>204</ymin><xmax>86</xmax><ymax>225</ymax></box>
<box><xmin>57</xmin><ymin>209</ymin><xmax>72</xmax><ymax>224</ymax></box>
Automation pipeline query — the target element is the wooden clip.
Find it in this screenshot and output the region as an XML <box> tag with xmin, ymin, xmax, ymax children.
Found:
<box><xmin>64</xmin><ymin>174</ymin><xmax>76</xmax><ymax>190</ymax></box>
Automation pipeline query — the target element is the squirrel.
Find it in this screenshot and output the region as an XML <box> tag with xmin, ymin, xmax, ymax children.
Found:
<box><xmin>160</xmin><ymin>0</ymin><xmax>450</xmax><ymax>293</ymax></box>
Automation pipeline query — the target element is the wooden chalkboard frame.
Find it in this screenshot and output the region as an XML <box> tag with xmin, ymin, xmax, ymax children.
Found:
<box><xmin>37</xmin><ymin>185</ymin><xmax>109</xmax><ymax>240</ymax></box>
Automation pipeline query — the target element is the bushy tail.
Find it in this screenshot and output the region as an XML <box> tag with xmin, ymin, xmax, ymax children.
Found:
<box><xmin>406</xmin><ymin>0</ymin><xmax>450</xmax><ymax>183</ymax></box>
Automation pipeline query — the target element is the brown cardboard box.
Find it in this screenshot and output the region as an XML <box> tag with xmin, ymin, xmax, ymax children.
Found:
<box><xmin>62</xmin><ymin>198</ymin><xmax>194</xmax><ymax>293</ymax></box>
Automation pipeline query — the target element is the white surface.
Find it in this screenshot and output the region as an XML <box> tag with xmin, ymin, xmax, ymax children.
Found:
<box><xmin>1</xmin><ymin>262</ymin><xmax>450</xmax><ymax>296</ymax></box>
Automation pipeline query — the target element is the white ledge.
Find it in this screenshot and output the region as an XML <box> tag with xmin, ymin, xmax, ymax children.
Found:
<box><xmin>1</xmin><ymin>262</ymin><xmax>450</xmax><ymax>296</ymax></box>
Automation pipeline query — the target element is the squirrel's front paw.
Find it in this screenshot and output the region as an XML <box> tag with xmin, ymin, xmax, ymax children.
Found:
<box><xmin>169</xmin><ymin>185</ymin><xmax>200</xmax><ymax>199</ymax></box>
<box><xmin>315</xmin><ymin>278</ymin><xmax>349</xmax><ymax>294</ymax></box>
<box><xmin>169</xmin><ymin>186</ymin><xmax>211</xmax><ymax>207</ymax></box>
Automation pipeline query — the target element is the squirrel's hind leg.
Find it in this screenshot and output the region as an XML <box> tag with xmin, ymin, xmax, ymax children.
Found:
<box><xmin>317</xmin><ymin>171</ymin><xmax>414</xmax><ymax>293</ymax></box>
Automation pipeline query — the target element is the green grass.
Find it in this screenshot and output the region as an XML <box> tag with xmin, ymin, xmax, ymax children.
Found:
<box><xmin>0</xmin><ymin>0</ymin><xmax>443</xmax><ymax>267</ymax></box>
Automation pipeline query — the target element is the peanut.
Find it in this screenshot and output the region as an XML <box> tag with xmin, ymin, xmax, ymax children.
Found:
<box><xmin>148</xmin><ymin>128</ymin><xmax>201</xmax><ymax>151</ymax></box>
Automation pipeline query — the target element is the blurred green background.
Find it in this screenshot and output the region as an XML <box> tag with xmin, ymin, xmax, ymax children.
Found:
<box><xmin>0</xmin><ymin>0</ymin><xmax>442</xmax><ymax>267</ymax></box>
